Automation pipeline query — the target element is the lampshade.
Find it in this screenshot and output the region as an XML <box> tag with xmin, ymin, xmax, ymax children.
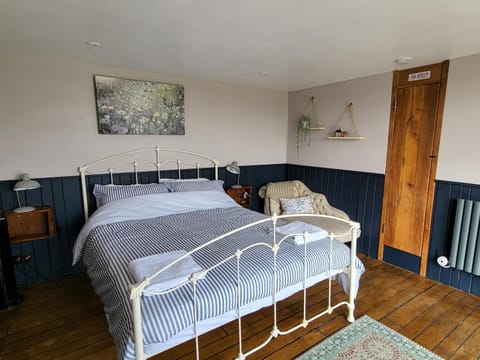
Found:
<box><xmin>13</xmin><ymin>174</ymin><xmax>41</xmax><ymax>213</ymax></box>
<box><xmin>13</xmin><ymin>174</ymin><xmax>41</xmax><ymax>191</ymax></box>
<box><xmin>226</xmin><ymin>161</ymin><xmax>240</xmax><ymax>175</ymax></box>
<box><xmin>225</xmin><ymin>161</ymin><xmax>241</xmax><ymax>188</ymax></box>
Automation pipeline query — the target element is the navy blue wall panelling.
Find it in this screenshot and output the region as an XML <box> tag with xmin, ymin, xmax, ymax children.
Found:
<box><xmin>286</xmin><ymin>165</ymin><xmax>384</xmax><ymax>258</ymax></box>
<box><xmin>0</xmin><ymin>177</ymin><xmax>84</xmax><ymax>286</ymax></box>
<box><xmin>4</xmin><ymin>162</ymin><xmax>480</xmax><ymax>297</ymax></box>
<box><xmin>0</xmin><ymin>164</ymin><xmax>286</xmax><ymax>285</ymax></box>
<box><xmin>383</xmin><ymin>246</ymin><xmax>420</xmax><ymax>273</ymax></box>
<box><xmin>427</xmin><ymin>180</ymin><xmax>480</xmax><ymax>296</ymax></box>
<box><xmin>287</xmin><ymin>167</ymin><xmax>480</xmax><ymax>296</ymax></box>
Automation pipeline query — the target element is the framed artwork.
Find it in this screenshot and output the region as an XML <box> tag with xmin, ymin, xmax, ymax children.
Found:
<box><xmin>94</xmin><ymin>75</ymin><xmax>185</xmax><ymax>135</ymax></box>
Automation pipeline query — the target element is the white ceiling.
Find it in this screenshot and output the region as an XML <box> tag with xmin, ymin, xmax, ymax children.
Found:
<box><xmin>1</xmin><ymin>0</ymin><xmax>480</xmax><ymax>91</ymax></box>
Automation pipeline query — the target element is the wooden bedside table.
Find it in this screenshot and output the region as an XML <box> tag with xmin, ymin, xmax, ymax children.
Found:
<box><xmin>226</xmin><ymin>186</ymin><xmax>252</xmax><ymax>207</ymax></box>
<box><xmin>5</xmin><ymin>207</ymin><xmax>55</xmax><ymax>243</ymax></box>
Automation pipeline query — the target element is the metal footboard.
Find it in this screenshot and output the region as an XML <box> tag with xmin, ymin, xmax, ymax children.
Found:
<box><xmin>129</xmin><ymin>213</ymin><xmax>360</xmax><ymax>360</ymax></box>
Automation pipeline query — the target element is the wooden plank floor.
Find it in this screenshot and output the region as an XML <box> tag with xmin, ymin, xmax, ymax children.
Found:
<box><xmin>1</xmin><ymin>254</ymin><xmax>480</xmax><ymax>359</ymax></box>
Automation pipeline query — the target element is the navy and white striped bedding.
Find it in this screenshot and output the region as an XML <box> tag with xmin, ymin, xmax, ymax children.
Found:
<box><xmin>76</xmin><ymin>192</ymin><xmax>364</xmax><ymax>359</ymax></box>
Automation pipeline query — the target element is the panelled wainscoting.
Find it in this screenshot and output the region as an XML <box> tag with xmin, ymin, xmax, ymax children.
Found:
<box><xmin>0</xmin><ymin>164</ymin><xmax>286</xmax><ymax>286</ymax></box>
<box><xmin>428</xmin><ymin>180</ymin><xmax>480</xmax><ymax>295</ymax></box>
<box><xmin>287</xmin><ymin>165</ymin><xmax>480</xmax><ymax>297</ymax></box>
<box><xmin>0</xmin><ymin>176</ymin><xmax>85</xmax><ymax>286</ymax></box>
<box><xmin>2</xmin><ymin>163</ymin><xmax>480</xmax><ymax>297</ymax></box>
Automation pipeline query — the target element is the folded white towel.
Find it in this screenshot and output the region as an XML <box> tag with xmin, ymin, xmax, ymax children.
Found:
<box><xmin>276</xmin><ymin>221</ymin><xmax>328</xmax><ymax>245</ymax></box>
<box><xmin>128</xmin><ymin>250</ymin><xmax>203</xmax><ymax>294</ymax></box>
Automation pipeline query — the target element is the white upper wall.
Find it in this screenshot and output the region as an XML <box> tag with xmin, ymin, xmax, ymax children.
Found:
<box><xmin>438</xmin><ymin>54</ymin><xmax>480</xmax><ymax>184</ymax></box>
<box><xmin>288</xmin><ymin>54</ymin><xmax>480</xmax><ymax>184</ymax></box>
<box><xmin>2</xmin><ymin>51</ymin><xmax>479</xmax><ymax>185</ymax></box>
<box><xmin>287</xmin><ymin>73</ymin><xmax>392</xmax><ymax>174</ymax></box>
<box><xmin>0</xmin><ymin>51</ymin><xmax>288</xmax><ymax>180</ymax></box>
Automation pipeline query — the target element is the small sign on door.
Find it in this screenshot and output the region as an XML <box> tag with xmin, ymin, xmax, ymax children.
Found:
<box><xmin>408</xmin><ymin>71</ymin><xmax>431</xmax><ymax>81</ymax></box>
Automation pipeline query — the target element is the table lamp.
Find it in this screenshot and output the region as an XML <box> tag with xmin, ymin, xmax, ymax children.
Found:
<box><xmin>13</xmin><ymin>174</ymin><xmax>41</xmax><ymax>213</ymax></box>
<box><xmin>226</xmin><ymin>161</ymin><xmax>242</xmax><ymax>189</ymax></box>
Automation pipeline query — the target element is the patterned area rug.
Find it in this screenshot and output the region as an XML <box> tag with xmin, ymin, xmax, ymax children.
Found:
<box><xmin>296</xmin><ymin>315</ymin><xmax>443</xmax><ymax>360</ymax></box>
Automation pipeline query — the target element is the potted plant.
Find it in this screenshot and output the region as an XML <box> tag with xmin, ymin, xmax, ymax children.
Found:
<box><xmin>297</xmin><ymin>114</ymin><xmax>311</xmax><ymax>154</ymax></box>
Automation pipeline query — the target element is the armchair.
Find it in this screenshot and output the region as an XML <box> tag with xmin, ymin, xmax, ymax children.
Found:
<box><xmin>258</xmin><ymin>180</ymin><xmax>359</xmax><ymax>243</ymax></box>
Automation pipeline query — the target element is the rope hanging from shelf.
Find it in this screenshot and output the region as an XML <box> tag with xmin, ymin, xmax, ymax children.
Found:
<box><xmin>302</xmin><ymin>96</ymin><xmax>325</xmax><ymax>130</ymax></box>
<box><xmin>329</xmin><ymin>102</ymin><xmax>364</xmax><ymax>139</ymax></box>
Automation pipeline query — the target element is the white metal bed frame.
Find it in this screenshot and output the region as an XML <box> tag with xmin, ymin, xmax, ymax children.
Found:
<box><xmin>78</xmin><ymin>147</ymin><xmax>219</xmax><ymax>222</ymax></box>
<box><xmin>77</xmin><ymin>148</ymin><xmax>360</xmax><ymax>360</ymax></box>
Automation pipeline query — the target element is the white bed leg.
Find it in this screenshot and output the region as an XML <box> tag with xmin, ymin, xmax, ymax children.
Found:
<box><xmin>130</xmin><ymin>285</ymin><xmax>146</xmax><ymax>360</ymax></box>
<box><xmin>347</xmin><ymin>223</ymin><xmax>359</xmax><ymax>323</ymax></box>
<box><xmin>347</xmin><ymin>303</ymin><xmax>355</xmax><ymax>323</ymax></box>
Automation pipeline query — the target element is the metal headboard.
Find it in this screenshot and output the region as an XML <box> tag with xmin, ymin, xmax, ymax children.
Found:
<box><xmin>78</xmin><ymin>147</ymin><xmax>219</xmax><ymax>222</ymax></box>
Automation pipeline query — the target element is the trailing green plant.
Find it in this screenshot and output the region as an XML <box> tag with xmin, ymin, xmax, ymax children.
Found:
<box><xmin>297</xmin><ymin>114</ymin><xmax>311</xmax><ymax>154</ymax></box>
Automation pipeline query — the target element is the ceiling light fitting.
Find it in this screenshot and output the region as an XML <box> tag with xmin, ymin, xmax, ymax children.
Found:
<box><xmin>86</xmin><ymin>41</ymin><xmax>101</xmax><ymax>48</ymax></box>
<box><xmin>395</xmin><ymin>56</ymin><xmax>413</xmax><ymax>65</ymax></box>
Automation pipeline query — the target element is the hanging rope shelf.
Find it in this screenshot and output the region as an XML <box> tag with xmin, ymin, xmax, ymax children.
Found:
<box><xmin>303</xmin><ymin>96</ymin><xmax>325</xmax><ymax>131</ymax></box>
<box><xmin>297</xmin><ymin>96</ymin><xmax>325</xmax><ymax>155</ymax></box>
<box><xmin>327</xmin><ymin>102</ymin><xmax>365</xmax><ymax>140</ymax></box>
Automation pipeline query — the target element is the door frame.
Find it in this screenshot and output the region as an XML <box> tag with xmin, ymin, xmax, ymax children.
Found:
<box><xmin>378</xmin><ymin>61</ymin><xmax>449</xmax><ymax>276</ymax></box>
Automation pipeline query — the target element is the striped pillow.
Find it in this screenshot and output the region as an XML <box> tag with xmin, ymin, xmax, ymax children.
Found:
<box><xmin>279</xmin><ymin>196</ymin><xmax>315</xmax><ymax>215</ymax></box>
<box><xmin>93</xmin><ymin>183</ymin><xmax>169</xmax><ymax>206</ymax></box>
<box><xmin>166</xmin><ymin>180</ymin><xmax>224</xmax><ymax>192</ymax></box>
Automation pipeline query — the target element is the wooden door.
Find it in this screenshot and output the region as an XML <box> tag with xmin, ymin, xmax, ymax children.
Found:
<box><xmin>378</xmin><ymin>61</ymin><xmax>449</xmax><ymax>276</ymax></box>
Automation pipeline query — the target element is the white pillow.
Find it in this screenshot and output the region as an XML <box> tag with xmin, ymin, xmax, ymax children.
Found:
<box><xmin>279</xmin><ymin>196</ymin><xmax>315</xmax><ymax>215</ymax></box>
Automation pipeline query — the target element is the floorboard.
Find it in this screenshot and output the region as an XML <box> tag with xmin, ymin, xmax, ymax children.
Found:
<box><xmin>1</xmin><ymin>254</ymin><xmax>479</xmax><ymax>359</ymax></box>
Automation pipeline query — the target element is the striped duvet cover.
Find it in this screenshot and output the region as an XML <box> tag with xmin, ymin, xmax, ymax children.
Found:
<box><xmin>74</xmin><ymin>191</ymin><xmax>364</xmax><ymax>359</ymax></box>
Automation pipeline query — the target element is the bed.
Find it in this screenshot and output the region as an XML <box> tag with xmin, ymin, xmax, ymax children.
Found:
<box><xmin>73</xmin><ymin>147</ymin><xmax>364</xmax><ymax>360</ymax></box>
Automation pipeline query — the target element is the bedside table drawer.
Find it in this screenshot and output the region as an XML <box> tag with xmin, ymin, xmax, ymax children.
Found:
<box><xmin>5</xmin><ymin>207</ymin><xmax>54</xmax><ymax>243</ymax></box>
